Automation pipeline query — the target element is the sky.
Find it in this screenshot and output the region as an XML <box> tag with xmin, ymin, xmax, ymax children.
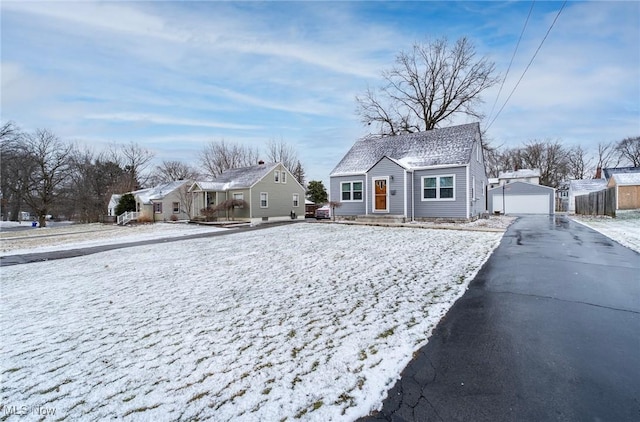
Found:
<box><xmin>1</xmin><ymin>1</ymin><xmax>639</xmax><ymax>186</ymax></box>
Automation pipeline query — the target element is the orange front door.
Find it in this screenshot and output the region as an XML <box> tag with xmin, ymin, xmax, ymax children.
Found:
<box><xmin>374</xmin><ymin>179</ymin><xmax>387</xmax><ymax>211</ymax></box>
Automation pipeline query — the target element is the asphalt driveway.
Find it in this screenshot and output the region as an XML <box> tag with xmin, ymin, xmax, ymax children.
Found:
<box><xmin>365</xmin><ymin>215</ymin><xmax>640</xmax><ymax>421</ymax></box>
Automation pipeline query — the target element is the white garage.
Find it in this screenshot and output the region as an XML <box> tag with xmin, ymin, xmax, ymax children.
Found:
<box><xmin>488</xmin><ymin>182</ymin><xmax>555</xmax><ymax>215</ymax></box>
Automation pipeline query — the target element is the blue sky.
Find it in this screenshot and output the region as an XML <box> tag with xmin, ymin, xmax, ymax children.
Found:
<box><xmin>1</xmin><ymin>1</ymin><xmax>639</xmax><ymax>185</ymax></box>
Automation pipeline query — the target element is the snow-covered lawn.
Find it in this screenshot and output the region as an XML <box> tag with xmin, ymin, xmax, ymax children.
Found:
<box><xmin>571</xmin><ymin>210</ymin><xmax>640</xmax><ymax>253</ymax></box>
<box><xmin>0</xmin><ymin>222</ymin><xmax>227</xmax><ymax>256</ymax></box>
<box><xmin>1</xmin><ymin>223</ymin><xmax>503</xmax><ymax>421</ymax></box>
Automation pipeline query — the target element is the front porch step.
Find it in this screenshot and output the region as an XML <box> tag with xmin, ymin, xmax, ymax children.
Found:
<box><xmin>353</xmin><ymin>215</ymin><xmax>407</xmax><ymax>224</ymax></box>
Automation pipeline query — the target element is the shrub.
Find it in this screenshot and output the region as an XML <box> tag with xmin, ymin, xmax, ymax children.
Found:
<box><xmin>115</xmin><ymin>193</ymin><xmax>136</xmax><ymax>216</ymax></box>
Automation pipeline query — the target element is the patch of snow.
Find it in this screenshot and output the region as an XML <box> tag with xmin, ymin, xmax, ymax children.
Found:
<box><xmin>571</xmin><ymin>210</ymin><xmax>640</xmax><ymax>253</ymax></box>
<box><xmin>1</xmin><ymin>223</ymin><xmax>503</xmax><ymax>421</ymax></box>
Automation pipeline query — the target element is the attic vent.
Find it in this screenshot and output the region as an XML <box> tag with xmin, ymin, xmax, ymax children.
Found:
<box><xmin>258</xmin><ymin>160</ymin><xmax>265</xmax><ymax>165</ymax></box>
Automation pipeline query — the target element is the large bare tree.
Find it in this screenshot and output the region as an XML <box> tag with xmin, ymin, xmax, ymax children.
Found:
<box><xmin>357</xmin><ymin>36</ymin><xmax>499</xmax><ymax>136</ymax></box>
<box><xmin>199</xmin><ymin>140</ymin><xmax>260</xmax><ymax>178</ymax></box>
<box><xmin>567</xmin><ymin>145</ymin><xmax>594</xmax><ymax>180</ymax></box>
<box><xmin>107</xmin><ymin>141</ymin><xmax>155</xmax><ymax>190</ymax></box>
<box><xmin>149</xmin><ymin>160</ymin><xmax>200</xmax><ymax>185</ymax></box>
<box><xmin>266</xmin><ymin>139</ymin><xmax>299</xmax><ymax>172</ymax></box>
<box><xmin>616</xmin><ymin>136</ymin><xmax>640</xmax><ymax>167</ymax></box>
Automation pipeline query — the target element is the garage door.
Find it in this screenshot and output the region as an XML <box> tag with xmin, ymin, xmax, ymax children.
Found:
<box><xmin>492</xmin><ymin>194</ymin><xmax>550</xmax><ymax>214</ymax></box>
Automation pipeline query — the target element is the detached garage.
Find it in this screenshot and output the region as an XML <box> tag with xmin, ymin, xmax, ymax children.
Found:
<box><xmin>488</xmin><ymin>182</ymin><xmax>555</xmax><ymax>215</ymax></box>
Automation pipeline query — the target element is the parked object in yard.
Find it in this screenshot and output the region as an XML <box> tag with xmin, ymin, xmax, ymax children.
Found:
<box><xmin>315</xmin><ymin>206</ymin><xmax>331</xmax><ymax>220</ymax></box>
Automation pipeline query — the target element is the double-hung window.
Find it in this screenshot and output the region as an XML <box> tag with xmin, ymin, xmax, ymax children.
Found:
<box><xmin>292</xmin><ymin>193</ymin><xmax>299</xmax><ymax>207</ymax></box>
<box><xmin>172</xmin><ymin>202</ymin><xmax>180</xmax><ymax>213</ymax></box>
<box><xmin>341</xmin><ymin>181</ymin><xmax>363</xmax><ymax>201</ymax></box>
<box><xmin>274</xmin><ymin>171</ymin><xmax>280</xmax><ymax>183</ymax></box>
<box><xmin>233</xmin><ymin>192</ymin><xmax>244</xmax><ymax>208</ymax></box>
<box><xmin>422</xmin><ymin>175</ymin><xmax>455</xmax><ymax>200</ymax></box>
<box><xmin>281</xmin><ymin>171</ymin><xmax>287</xmax><ymax>183</ymax></box>
<box><xmin>154</xmin><ymin>202</ymin><xmax>163</xmax><ymax>213</ymax></box>
<box><xmin>260</xmin><ymin>192</ymin><xmax>268</xmax><ymax>208</ymax></box>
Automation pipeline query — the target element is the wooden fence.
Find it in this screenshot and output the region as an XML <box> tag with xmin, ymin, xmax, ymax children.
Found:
<box><xmin>574</xmin><ymin>187</ymin><xmax>616</xmax><ymax>217</ymax></box>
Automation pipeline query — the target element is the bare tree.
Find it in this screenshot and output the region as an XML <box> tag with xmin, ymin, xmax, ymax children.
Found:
<box><xmin>616</xmin><ymin>136</ymin><xmax>640</xmax><ymax>167</ymax></box>
<box><xmin>1</xmin><ymin>122</ymin><xmax>29</xmax><ymax>221</ymax></box>
<box><xmin>292</xmin><ymin>160</ymin><xmax>305</xmax><ymax>186</ymax></box>
<box><xmin>199</xmin><ymin>140</ymin><xmax>260</xmax><ymax>178</ymax></box>
<box><xmin>567</xmin><ymin>145</ymin><xmax>593</xmax><ymax>180</ymax></box>
<box><xmin>595</xmin><ymin>141</ymin><xmax>621</xmax><ymax>174</ymax></box>
<box><xmin>107</xmin><ymin>142</ymin><xmax>155</xmax><ymax>190</ymax></box>
<box><xmin>266</xmin><ymin>139</ymin><xmax>299</xmax><ymax>172</ymax></box>
<box><xmin>149</xmin><ymin>160</ymin><xmax>200</xmax><ymax>185</ymax></box>
<box><xmin>356</xmin><ymin>36</ymin><xmax>500</xmax><ymax>136</ymax></box>
<box><xmin>518</xmin><ymin>140</ymin><xmax>570</xmax><ymax>188</ymax></box>
<box><xmin>22</xmin><ymin>129</ymin><xmax>75</xmax><ymax>227</ymax></box>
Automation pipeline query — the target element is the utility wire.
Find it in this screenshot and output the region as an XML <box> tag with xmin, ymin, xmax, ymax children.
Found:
<box><xmin>487</xmin><ymin>0</ymin><xmax>536</xmax><ymax>124</ymax></box>
<box><xmin>486</xmin><ymin>0</ymin><xmax>567</xmax><ymax>131</ymax></box>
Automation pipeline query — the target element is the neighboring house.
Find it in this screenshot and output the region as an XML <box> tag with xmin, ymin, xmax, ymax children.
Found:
<box><xmin>567</xmin><ymin>179</ymin><xmax>608</xmax><ymax>213</ymax></box>
<box><xmin>607</xmin><ymin>172</ymin><xmax>640</xmax><ymax>210</ymax></box>
<box><xmin>488</xmin><ymin>182</ymin><xmax>555</xmax><ymax>215</ymax></box>
<box><xmin>602</xmin><ymin>166</ymin><xmax>640</xmax><ymax>181</ymax></box>
<box><xmin>329</xmin><ymin>122</ymin><xmax>488</xmax><ymax>221</ymax></box>
<box><xmin>190</xmin><ymin>162</ymin><xmax>306</xmax><ymax>223</ymax></box>
<box><xmin>555</xmin><ymin>181</ymin><xmax>570</xmax><ymax>212</ymax></box>
<box><xmin>109</xmin><ymin>180</ymin><xmax>192</xmax><ymax>222</ymax></box>
<box><xmin>497</xmin><ymin>169</ymin><xmax>541</xmax><ymax>185</ymax></box>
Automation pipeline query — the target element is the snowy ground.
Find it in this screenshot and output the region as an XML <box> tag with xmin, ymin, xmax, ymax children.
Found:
<box><xmin>1</xmin><ymin>222</ymin><xmax>504</xmax><ymax>421</ymax></box>
<box><xmin>571</xmin><ymin>210</ymin><xmax>640</xmax><ymax>253</ymax></box>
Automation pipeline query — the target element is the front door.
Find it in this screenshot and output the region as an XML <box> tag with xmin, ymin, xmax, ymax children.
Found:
<box><xmin>373</xmin><ymin>178</ymin><xmax>388</xmax><ymax>212</ymax></box>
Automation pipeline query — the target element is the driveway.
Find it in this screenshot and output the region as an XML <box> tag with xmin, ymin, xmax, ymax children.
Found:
<box><xmin>365</xmin><ymin>215</ymin><xmax>640</xmax><ymax>421</ymax></box>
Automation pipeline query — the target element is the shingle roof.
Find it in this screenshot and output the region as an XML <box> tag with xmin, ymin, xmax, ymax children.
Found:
<box><xmin>569</xmin><ymin>179</ymin><xmax>607</xmax><ymax>192</ymax></box>
<box><xmin>194</xmin><ymin>163</ymin><xmax>277</xmax><ymax>191</ymax></box>
<box><xmin>498</xmin><ymin>169</ymin><xmax>541</xmax><ymax>179</ymax></box>
<box><xmin>330</xmin><ymin>123</ymin><xmax>480</xmax><ymax>176</ymax></box>
<box><xmin>603</xmin><ymin>166</ymin><xmax>640</xmax><ymax>180</ymax></box>
<box><xmin>136</xmin><ymin>180</ymin><xmax>189</xmax><ymax>204</ymax></box>
<box><xmin>611</xmin><ymin>172</ymin><xmax>640</xmax><ymax>185</ymax></box>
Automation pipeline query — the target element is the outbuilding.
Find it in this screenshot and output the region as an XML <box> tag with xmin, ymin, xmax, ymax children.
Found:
<box><xmin>488</xmin><ymin>182</ymin><xmax>555</xmax><ymax>215</ymax></box>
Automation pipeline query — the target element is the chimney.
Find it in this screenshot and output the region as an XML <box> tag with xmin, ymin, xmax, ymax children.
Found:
<box><xmin>258</xmin><ymin>160</ymin><xmax>265</xmax><ymax>165</ymax></box>
<box><xmin>595</xmin><ymin>167</ymin><xmax>602</xmax><ymax>179</ymax></box>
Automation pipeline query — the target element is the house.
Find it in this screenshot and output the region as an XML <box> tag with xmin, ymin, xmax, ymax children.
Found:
<box><xmin>190</xmin><ymin>162</ymin><xmax>306</xmax><ymax>224</ymax></box>
<box><xmin>329</xmin><ymin>123</ymin><xmax>487</xmax><ymax>221</ymax></box>
<box><xmin>497</xmin><ymin>169</ymin><xmax>541</xmax><ymax>185</ymax></box>
<box><xmin>109</xmin><ymin>180</ymin><xmax>192</xmax><ymax>223</ymax></box>
<box><xmin>602</xmin><ymin>166</ymin><xmax>640</xmax><ymax>181</ymax></box>
<box><xmin>567</xmin><ymin>179</ymin><xmax>608</xmax><ymax>213</ymax></box>
<box><xmin>488</xmin><ymin>182</ymin><xmax>555</xmax><ymax>215</ymax></box>
<box><xmin>555</xmin><ymin>181</ymin><xmax>570</xmax><ymax>212</ymax></box>
<box><xmin>607</xmin><ymin>172</ymin><xmax>640</xmax><ymax>210</ymax></box>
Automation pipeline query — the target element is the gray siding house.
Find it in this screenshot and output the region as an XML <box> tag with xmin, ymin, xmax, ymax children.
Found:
<box><xmin>329</xmin><ymin>123</ymin><xmax>488</xmax><ymax>221</ymax></box>
<box><xmin>190</xmin><ymin>162</ymin><xmax>306</xmax><ymax>224</ymax></box>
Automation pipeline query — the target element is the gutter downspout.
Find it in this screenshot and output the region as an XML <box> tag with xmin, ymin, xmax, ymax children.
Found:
<box><xmin>466</xmin><ymin>165</ymin><xmax>470</xmax><ymax>219</ymax></box>
<box><xmin>410</xmin><ymin>170</ymin><xmax>415</xmax><ymax>222</ymax></box>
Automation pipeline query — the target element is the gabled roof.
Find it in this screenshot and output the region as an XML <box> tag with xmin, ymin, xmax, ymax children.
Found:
<box><xmin>498</xmin><ymin>169</ymin><xmax>540</xmax><ymax>179</ymax></box>
<box><xmin>610</xmin><ymin>172</ymin><xmax>640</xmax><ymax>185</ymax></box>
<box><xmin>569</xmin><ymin>179</ymin><xmax>607</xmax><ymax>192</ymax></box>
<box><xmin>136</xmin><ymin>180</ymin><xmax>190</xmax><ymax>204</ymax></box>
<box><xmin>330</xmin><ymin>123</ymin><xmax>480</xmax><ymax>176</ymax></box>
<box><xmin>192</xmin><ymin>162</ymin><xmax>278</xmax><ymax>191</ymax></box>
<box><xmin>603</xmin><ymin>166</ymin><xmax>640</xmax><ymax>180</ymax></box>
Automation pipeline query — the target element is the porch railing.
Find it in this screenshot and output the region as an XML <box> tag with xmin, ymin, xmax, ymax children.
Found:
<box><xmin>117</xmin><ymin>211</ymin><xmax>140</xmax><ymax>225</ymax></box>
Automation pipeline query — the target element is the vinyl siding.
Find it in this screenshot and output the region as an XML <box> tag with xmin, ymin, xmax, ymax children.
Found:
<box><xmin>487</xmin><ymin>182</ymin><xmax>555</xmax><ymax>214</ymax></box>
<box><xmin>250</xmin><ymin>164</ymin><xmax>305</xmax><ymax>219</ymax></box>
<box><xmin>368</xmin><ymin>157</ymin><xmax>406</xmax><ymax>216</ymax></box>
<box><xmin>413</xmin><ymin>166</ymin><xmax>468</xmax><ymax>218</ymax></box>
<box><xmin>330</xmin><ymin>175</ymin><xmax>366</xmax><ymax>216</ymax></box>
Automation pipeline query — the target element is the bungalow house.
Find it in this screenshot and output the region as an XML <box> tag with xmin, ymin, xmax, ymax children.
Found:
<box><xmin>109</xmin><ymin>180</ymin><xmax>192</xmax><ymax>223</ymax></box>
<box><xmin>497</xmin><ymin>169</ymin><xmax>541</xmax><ymax>185</ymax></box>
<box><xmin>607</xmin><ymin>172</ymin><xmax>640</xmax><ymax>210</ymax></box>
<box><xmin>190</xmin><ymin>162</ymin><xmax>306</xmax><ymax>224</ymax></box>
<box><xmin>329</xmin><ymin>122</ymin><xmax>487</xmax><ymax>221</ymax></box>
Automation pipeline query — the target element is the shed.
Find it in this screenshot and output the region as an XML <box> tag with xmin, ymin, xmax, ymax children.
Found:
<box><xmin>488</xmin><ymin>182</ymin><xmax>555</xmax><ymax>215</ymax></box>
<box><xmin>607</xmin><ymin>173</ymin><xmax>640</xmax><ymax>210</ymax></box>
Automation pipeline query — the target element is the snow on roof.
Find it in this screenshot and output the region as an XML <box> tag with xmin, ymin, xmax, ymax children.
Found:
<box><xmin>136</xmin><ymin>180</ymin><xmax>189</xmax><ymax>204</ymax></box>
<box><xmin>569</xmin><ymin>179</ymin><xmax>607</xmax><ymax>192</ymax></box>
<box><xmin>603</xmin><ymin>166</ymin><xmax>640</xmax><ymax>180</ymax></box>
<box><xmin>611</xmin><ymin>172</ymin><xmax>640</xmax><ymax>185</ymax></box>
<box><xmin>498</xmin><ymin>169</ymin><xmax>540</xmax><ymax>179</ymax></box>
<box><xmin>330</xmin><ymin>123</ymin><xmax>480</xmax><ymax>176</ymax></box>
<box><xmin>194</xmin><ymin>163</ymin><xmax>277</xmax><ymax>191</ymax></box>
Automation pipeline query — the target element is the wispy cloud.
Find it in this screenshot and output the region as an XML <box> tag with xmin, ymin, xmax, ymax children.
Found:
<box><xmin>84</xmin><ymin>113</ymin><xmax>263</xmax><ymax>131</ymax></box>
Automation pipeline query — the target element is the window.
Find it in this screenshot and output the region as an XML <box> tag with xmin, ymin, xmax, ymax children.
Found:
<box><xmin>260</xmin><ymin>192</ymin><xmax>268</xmax><ymax>208</ymax></box>
<box><xmin>233</xmin><ymin>192</ymin><xmax>244</xmax><ymax>208</ymax></box>
<box><xmin>341</xmin><ymin>181</ymin><xmax>363</xmax><ymax>201</ymax></box>
<box><xmin>293</xmin><ymin>193</ymin><xmax>299</xmax><ymax>207</ymax></box>
<box><xmin>154</xmin><ymin>202</ymin><xmax>163</xmax><ymax>213</ymax></box>
<box><xmin>422</xmin><ymin>175</ymin><xmax>455</xmax><ymax>200</ymax></box>
<box><xmin>172</xmin><ymin>202</ymin><xmax>180</xmax><ymax>213</ymax></box>
<box><xmin>274</xmin><ymin>171</ymin><xmax>280</xmax><ymax>183</ymax></box>
<box><xmin>281</xmin><ymin>171</ymin><xmax>287</xmax><ymax>183</ymax></box>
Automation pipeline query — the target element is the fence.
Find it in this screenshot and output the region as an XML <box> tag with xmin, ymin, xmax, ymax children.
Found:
<box><xmin>574</xmin><ymin>187</ymin><xmax>616</xmax><ymax>217</ymax></box>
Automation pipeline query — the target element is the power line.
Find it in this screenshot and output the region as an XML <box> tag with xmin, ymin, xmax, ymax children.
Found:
<box><xmin>486</xmin><ymin>0</ymin><xmax>567</xmax><ymax>132</ymax></box>
<box><xmin>487</xmin><ymin>1</ymin><xmax>536</xmax><ymax>124</ymax></box>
